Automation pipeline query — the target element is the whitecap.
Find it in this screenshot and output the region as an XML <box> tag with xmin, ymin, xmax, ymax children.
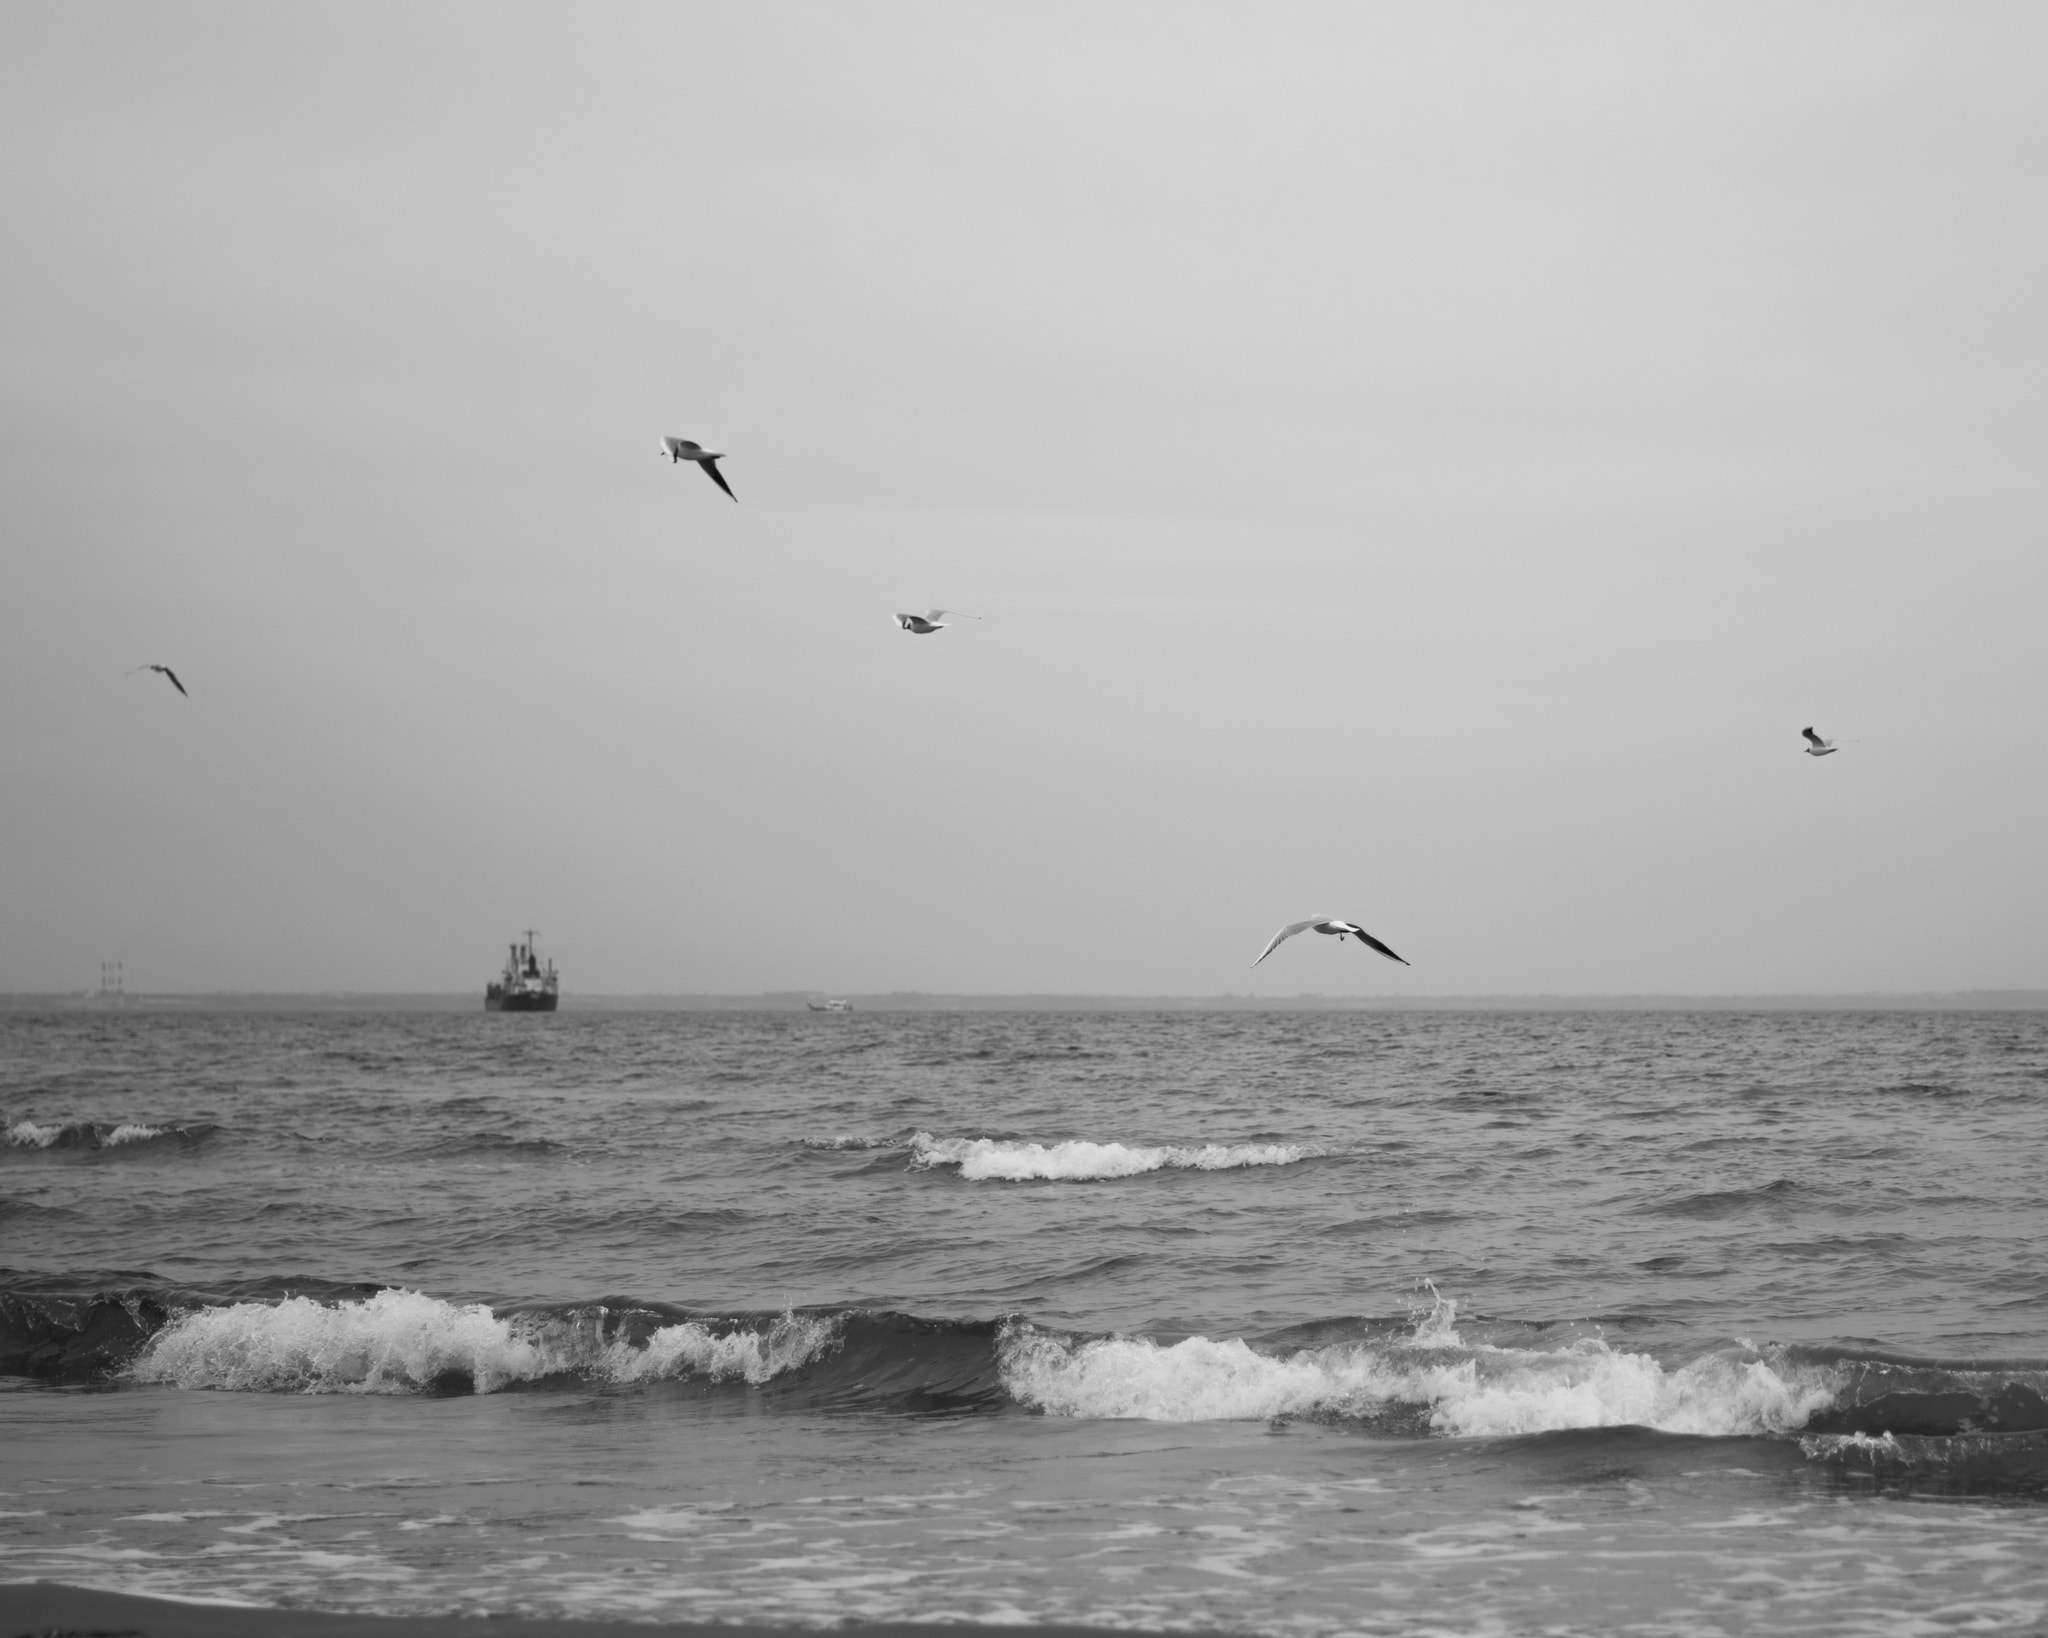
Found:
<box><xmin>131</xmin><ymin>1289</ymin><xmax>545</xmax><ymax>1394</ymax></box>
<box><xmin>601</xmin><ymin>1311</ymin><xmax>838</xmax><ymax>1385</ymax></box>
<box><xmin>1000</xmin><ymin>1304</ymin><xmax>1838</xmax><ymax>1437</ymax></box>
<box><xmin>5</xmin><ymin>1119</ymin><xmax>174</xmax><ymax>1149</ymax></box>
<box><xmin>130</xmin><ymin>1290</ymin><xmax>841</xmax><ymax>1395</ymax></box>
<box><xmin>909</xmin><ymin>1131</ymin><xmax>1316</xmax><ymax>1182</ymax></box>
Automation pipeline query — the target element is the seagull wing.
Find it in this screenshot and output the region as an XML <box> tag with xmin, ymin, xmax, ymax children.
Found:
<box><xmin>161</xmin><ymin>667</ymin><xmax>188</xmax><ymax>696</ymax></box>
<box><xmin>1253</xmin><ymin>919</ymin><xmax>1321</xmax><ymax>967</ymax></box>
<box><xmin>1801</xmin><ymin>727</ymin><xmax>1824</xmax><ymax>749</ymax></box>
<box><xmin>1345</xmin><ymin>926</ymin><xmax>1408</xmax><ymax>965</ymax></box>
<box><xmin>699</xmin><ymin>457</ymin><xmax>737</xmax><ymax>501</ymax></box>
<box><xmin>928</xmin><ymin>609</ymin><xmax>979</xmax><ymax>622</ymax></box>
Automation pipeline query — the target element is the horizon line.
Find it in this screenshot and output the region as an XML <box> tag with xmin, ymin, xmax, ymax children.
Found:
<box><xmin>7</xmin><ymin>986</ymin><xmax>2047</xmax><ymax>1012</ymax></box>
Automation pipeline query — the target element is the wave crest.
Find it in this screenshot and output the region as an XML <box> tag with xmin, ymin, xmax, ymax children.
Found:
<box><xmin>5</xmin><ymin>1120</ymin><xmax>208</xmax><ymax>1151</ymax></box>
<box><xmin>998</xmin><ymin>1308</ymin><xmax>1837</xmax><ymax>1437</ymax></box>
<box><xmin>129</xmin><ymin>1290</ymin><xmax>842</xmax><ymax>1395</ymax></box>
<box><xmin>608</xmin><ymin>1311</ymin><xmax>840</xmax><ymax>1385</ymax></box>
<box><xmin>909</xmin><ymin>1131</ymin><xmax>1315</xmax><ymax>1181</ymax></box>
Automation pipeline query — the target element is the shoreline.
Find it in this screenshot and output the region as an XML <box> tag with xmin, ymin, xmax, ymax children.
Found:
<box><xmin>0</xmin><ymin>1583</ymin><xmax>1196</xmax><ymax>1637</ymax></box>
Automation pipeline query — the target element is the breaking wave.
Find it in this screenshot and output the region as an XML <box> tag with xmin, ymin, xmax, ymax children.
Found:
<box><xmin>995</xmin><ymin>1293</ymin><xmax>2048</xmax><ymax>1475</ymax></box>
<box><xmin>5</xmin><ymin>1271</ymin><xmax>2042</xmax><ymax>1485</ymax></box>
<box><xmin>5</xmin><ymin>1120</ymin><xmax>214</xmax><ymax>1152</ymax></box>
<box><xmin>128</xmin><ymin>1289</ymin><xmax>841</xmax><ymax>1395</ymax></box>
<box><xmin>908</xmin><ymin>1131</ymin><xmax>1317</xmax><ymax>1181</ymax></box>
<box><xmin>998</xmin><ymin>1322</ymin><xmax>1834</xmax><ymax>1437</ymax></box>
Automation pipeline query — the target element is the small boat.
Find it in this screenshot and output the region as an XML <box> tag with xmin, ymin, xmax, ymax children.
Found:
<box><xmin>486</xmin><ymin>932</ymin><xmax>559</xmax><ymax>1013</ymax></box>
<box><xmin>807</xmin><ymin>998</ymin><xmax>853</xmax><ymax>1013</ymax></box>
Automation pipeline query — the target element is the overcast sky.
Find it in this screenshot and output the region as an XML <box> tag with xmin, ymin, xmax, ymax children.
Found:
<box><xmin>3</xmin><ymin>2</ymin><xmax>2044</xmax><ymax>997</ymax></box>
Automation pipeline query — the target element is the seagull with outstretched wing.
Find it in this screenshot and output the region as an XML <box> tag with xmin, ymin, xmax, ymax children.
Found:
<box><xmin>895</xmin><ymin>609</ymin><xmax>979</xmax><ymax>635</ymax></box>
<box><xmin>661</xmin><ymin>436</ymin><xmax>736</xmax><ymax>501</ymax></box>
<box><xmin>1801</xmin><ymin>727</ymin><xmax>1837</xmax><ymax>757</ymax></box>
<box><xmin>130</xmin><ymin>664</ymin><xmax>188</xmax><ymax>697</ymax></box>
<box><xmin>1253</xmin><ymin>917</ymin><xmax>1409</xmax><ymax>967</ymax></box>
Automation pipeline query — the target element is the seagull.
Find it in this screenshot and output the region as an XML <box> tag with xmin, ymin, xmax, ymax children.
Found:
<box><xmin>130</xmin><ymin>664</ymin><xmax>188</xmax><ymax>697</ymax></box>
<box><xmin>661</xmin><ymin>436</ymin><xmax>736</xmax><ymax>501</ymax></box>
<box><xmin>1253</xmin><ymin>917</ymin><xmax>1409</xmax><ymax>968</ymax></box>
<box><xmin>894</xmin><ymin>609</ymin><xmax>979</xmax><ymax>635</ymax></box>
<box><xmin>1800</xmin><ymin>727</ymin><xmax>1837</xmax><ymax>757</ymax></box>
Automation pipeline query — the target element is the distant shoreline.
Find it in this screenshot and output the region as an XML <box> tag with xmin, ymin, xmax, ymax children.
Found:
<box><xmin>5</xmin><ymin>990</ymin><xmax>2045</xmax><ymax>1013</ymax></box>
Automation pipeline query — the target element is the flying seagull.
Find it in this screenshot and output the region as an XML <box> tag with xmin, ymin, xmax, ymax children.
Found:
<box><xmin>895</xmin><ymin>609</ymin><xmax>979</xmax><ymax>635</ymax></box>
<box><xmin>130</xmin><ymin>664</ymin><xmax>188</xmax><ymax>697</ymax></box>
<box><xmin>1801</xmin><ymin>727</ymin><xmax>1837</xmax><ymax>757</ymax></box>
<box><xmin>1253</xmin><ymin>917</ymin><xmax>1409</xmax><ymax>968</ymax></box>
<box><xmin>661</xmin><ymin>436</ymin><xmax>736</xmax><ymax>501</ymax></box>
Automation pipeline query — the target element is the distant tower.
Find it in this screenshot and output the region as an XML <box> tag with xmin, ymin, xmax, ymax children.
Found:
<box><xmin>98</xmin><ymin>961</ymin><xmax>125</xmax><ymax>1002</ymax></box>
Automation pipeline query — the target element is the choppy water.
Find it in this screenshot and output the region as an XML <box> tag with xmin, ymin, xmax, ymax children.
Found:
<box><xmin>3</xmin><ymin>1007</ymin><xmax>2046</xmax><ymax>1634</ymax></box>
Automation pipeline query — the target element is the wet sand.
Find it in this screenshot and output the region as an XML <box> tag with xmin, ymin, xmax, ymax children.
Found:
<box><xmin>1</xmin><ymin>1583</ymin><xmax>1190</xmax><ymax>1638</ymax></box>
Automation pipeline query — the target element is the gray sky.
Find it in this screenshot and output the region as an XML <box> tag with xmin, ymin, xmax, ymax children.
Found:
<box><xmin>4</xmin><ymin>1</ymin><xmax>2044</xmax><ymax>997</ymax></box>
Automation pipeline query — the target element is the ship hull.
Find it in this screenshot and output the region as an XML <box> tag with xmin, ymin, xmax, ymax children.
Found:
<box><xmin>486</xmin><ymin>933</ymin><xmax>559</xmax><ymax>1012</ymax></box>
<box><xmin>485</xmin><ymin>991</ymin><xmax>558</xmax><ymax>1013</ymax></box>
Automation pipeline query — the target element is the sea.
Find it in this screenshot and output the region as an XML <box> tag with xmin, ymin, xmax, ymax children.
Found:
<box><xmin>3</xmin><ymin>1006</ymin><xmax>2045</xmax><ymax>1636</ymax></box>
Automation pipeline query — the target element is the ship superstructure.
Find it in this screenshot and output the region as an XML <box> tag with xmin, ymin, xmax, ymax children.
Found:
<box><xmin>485</xmin><ymin>931</ymin><xmax>559</xmax><ymax>1012</ymax></box>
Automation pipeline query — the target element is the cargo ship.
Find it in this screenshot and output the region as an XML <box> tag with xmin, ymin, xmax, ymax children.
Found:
<box><xmin>485</xmin><ymin>932</ymin><xmax>558</xmax><ymax>1012</ymax></box>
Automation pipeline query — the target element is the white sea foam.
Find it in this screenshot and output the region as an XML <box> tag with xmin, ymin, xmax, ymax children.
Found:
<box><xmin>130</xmin><ymin>1290</ymin><xmax>840</xmax><ymax>1395</ymax></box>
<box><xmin>1802</xmin><ymin>1430</ymin><xmax>1903</xmax><ymax>1460</ymax></box>
<box><xmin>609</xmin><ymin>1503</ymin><xmax>734</xmax><ymax>1536</ymax></box>
<box><xmin>5</xmin><ymin>1120</ymin><xmax>170</xmax><ymax>1148</ymax></box>
<box><xmin>132</xmin><ymin>1290</ymin><xmax>545</xmax><ymax>1394</ymax></box>
<box><xmin>602</xmin><ymin>1312</ymin><xmax>838</xmax><ymax>1385</ymax></box>
<box><xmin>909</xmin><ymin>1131</ymin><xmax>1315</xmax><ymax>1181</ymax></box>
<box><xmin>1000</xmin><ymin>1304</ymin><xmax>1838</xmax><ymax>1438</ymax></box>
